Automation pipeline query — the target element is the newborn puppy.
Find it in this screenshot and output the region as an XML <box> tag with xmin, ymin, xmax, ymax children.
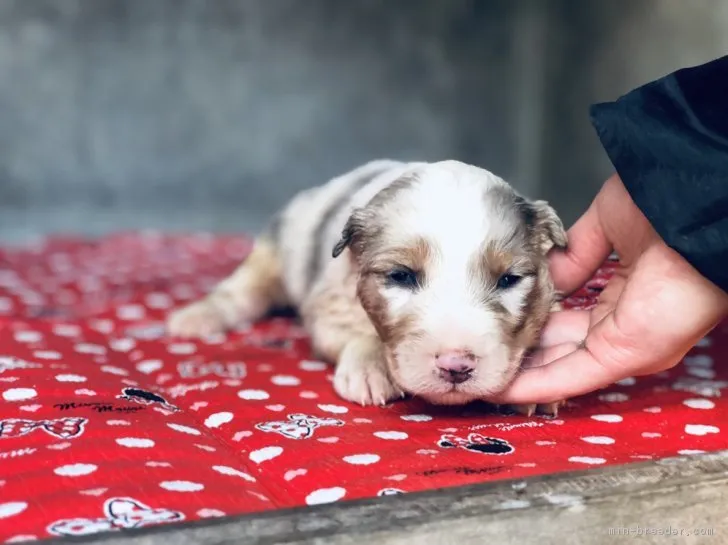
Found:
<box><xmin>167</xmin><ymin>160</ymin><xmax>567</xmax><ymax>416</ymax></box>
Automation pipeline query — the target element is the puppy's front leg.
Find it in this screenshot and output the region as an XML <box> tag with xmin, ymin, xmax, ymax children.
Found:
<box><xmin>334</xmin><ymin>335</ymin><xmax>404</xmax><ymax>407</ymax></box>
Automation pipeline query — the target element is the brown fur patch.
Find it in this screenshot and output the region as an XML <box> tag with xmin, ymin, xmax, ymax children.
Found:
<box><xmin>362</xmin><ymin>236</ymin><xmax>433</xmax><ymax>276</ymax></box>
<box><xmin>357</xmin><ymin>236</ymin><xmax>433</xmax><ymax>349</ymax></box>
<box><xmin>332</xmin><ymin>173</ymin><xmax>420</xmax><ymax>261</ymax></box>
<box><xmin>469</xmin><ymin>233</ymin><xmax>555</xmax><ymax>362</ymax></box>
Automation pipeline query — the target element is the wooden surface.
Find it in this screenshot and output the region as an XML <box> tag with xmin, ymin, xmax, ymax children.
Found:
<box><xmin>50</xmin><ymin>449</ymin><xmax>728</xmax><ymax>545</ymax></box>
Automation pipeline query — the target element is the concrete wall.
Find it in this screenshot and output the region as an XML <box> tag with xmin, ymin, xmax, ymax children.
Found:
<box><xmin>0</xmin><ymin>0</ymin><xmax>726</xmax><ymax>243</ymax></box>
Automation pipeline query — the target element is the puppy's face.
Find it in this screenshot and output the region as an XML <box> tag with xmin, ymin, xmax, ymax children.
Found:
<box><xmin>333</xmin><ymin>161</ymin><xmax>566</xmax><ymax>405</ymax></box>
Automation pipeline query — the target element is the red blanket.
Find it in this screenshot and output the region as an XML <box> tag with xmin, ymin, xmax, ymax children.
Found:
<box><xmin>1</xmin><ymin>233</ymin><xmax>725</xmax><ymax>542</ymax></box>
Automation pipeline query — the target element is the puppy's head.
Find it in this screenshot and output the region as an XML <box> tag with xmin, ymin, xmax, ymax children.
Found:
<box><xmin>332</xmin><ymin>160</ymin><xmax>566</xmax><ymax>405</ymax></box>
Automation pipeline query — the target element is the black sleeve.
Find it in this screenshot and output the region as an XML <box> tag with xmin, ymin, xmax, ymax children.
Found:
<box><xmin>589</xmin><ymin>54</ymin><xmax>728</xmax><ymax>293</ymax></box>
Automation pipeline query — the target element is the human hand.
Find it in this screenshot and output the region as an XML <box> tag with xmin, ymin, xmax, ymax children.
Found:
<box><xmin>496</xmin><ymin>174</ymin><xmax>728</xmax><ymax>405</ymax></box>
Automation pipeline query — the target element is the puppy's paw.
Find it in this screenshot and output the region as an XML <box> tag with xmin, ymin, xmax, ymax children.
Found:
<box><xmin>334</xmin><ymin>337</ymin><xmax>404</xmax><ymax>406</ymax></box>
<box><xmin>167</xmin><ymin>299</ymin><xmax>228</xmax><ymax>338</ymax></box>
<box><xmin>509</xmin><ymin>400</ymin><xmax>565</xmax><ymax>417</ymax></box>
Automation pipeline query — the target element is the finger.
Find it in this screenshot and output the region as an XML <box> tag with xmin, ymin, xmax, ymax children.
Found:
<box><xmin>521</xmin><ymin>342</ymin><xmax>581</xmax><ymax>369</ymax></box>
<box><xmin>495</xmin><ymin>309</ymin><xmax>645</xmax><ymax>404</ymax></box>
<box><xmin>537</xmin><ymin>310</ymin><xmax>591</xmax><ymax>347</ymax></box>
<box><xmin>548</xmin><ymin>197</ymin><xmax>612</xmax><ymax>295</ymax></box>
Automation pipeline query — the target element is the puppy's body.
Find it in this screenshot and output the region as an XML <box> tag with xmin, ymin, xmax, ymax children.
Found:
<box><xmin>168</xmin><ymin>160</ymin><xmax>567</xmax><ymax>415</ymax></box>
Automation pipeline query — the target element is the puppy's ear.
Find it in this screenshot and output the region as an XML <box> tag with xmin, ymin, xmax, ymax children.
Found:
<box><xmin>529</xmin><ymin>200</ymin><xmax>567</xmax><ymax>253</ymax></box>
<box><xmin>332</xmin><ymin>208</ymin><xmax>369</xmax><ymax>259</ymax></box>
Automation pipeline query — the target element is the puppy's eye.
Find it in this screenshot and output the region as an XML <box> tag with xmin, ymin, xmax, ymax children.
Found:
<box><xmin>496</xmin><ymin>273</ymin><xmax>522</xmax><ymax>290</ymax></box>
<box><xmin>386</xmin><ymin>267</ymin><xmax>419</xmax><ymax>289</ymax></box>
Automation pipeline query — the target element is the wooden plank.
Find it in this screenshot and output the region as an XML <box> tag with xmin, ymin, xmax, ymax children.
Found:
<box><xmin>51</xmin><ymin>449</ymin><xmax>728</xmax><ymax>545</ymax></box>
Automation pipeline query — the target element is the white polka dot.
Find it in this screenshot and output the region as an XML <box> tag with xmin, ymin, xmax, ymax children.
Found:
<box><xmin>615</xmin><ymin>377</ymin><xmax>636</xmax><ymax>386</ymax></box>
<box><xmin>641</xmin><ymin>432</ymin><xmax>662</xmax><ymax>438</ymax></box>
<box><xmin>0</xmin><ymin>502</ymin><xmax>27</xmax><ymax>519</ymax></box>
<box><xmin>374</xmin><ymin>431</ymin><xmax>408</xmax><ymax>440</ymax></box>
<box><xmin>205</xmin><ymin>412</ymin><xmax>233</xmax><ymax>428</ymax></box>
<box><xmin>598</xmin><ymin>392</ymin><xmax>629</xmax><ymax>403</ymax></box>
<box><xmin>643</xmin><ymin>406</ymin><xmax>662</xmax><ymax>413</ymax></box>
<box><xmin>117</xmin><ymin>304</ymin><xmax>145</xmax><ymax>321</ymax></box>
<box><xmin>197</xmin><ymin>508</ymin><xmax>225</xmax><ymax>518</ymax></box>
<box><xmin>144</xmin><ymin>462</ymin><xmax>172</xmax><ymax>470</ymax></box>
<box><xmin>75</xmin><ymin>389</ymin><xmax>96</xmax><ymax>397</ymax></box>
<box><xmin>55</xmin><ymin>374</ymin><xmax>86</xmax><ymax>383</ymax></box>
<box><xmin>14</xmin><ymin>331</ymin><xmax>41</xmax><ymax>343</ymax></box>
<box><xmin>590</xmin><ymin>414</ymin><xmax>622</xmax><ymax>423</ymax></box>
<box><xmin>284</xmin><ymin>469</ymin><xmax>307</xmax><ymax>481</ymax></box>
<box><xmin>168</xmin><ymin>343</ymin><xmax>196</xmax><ymax>355</ymax></box>
<box><xmin>53</xmin><ymin>324</ymin><xmax>81</xmax><ymax>337</ymax></box>
<box><xmin>696</xmin><ymin>337</ymin><xmax>712</xmax><ymax>347</ymax></box>
<box><xmin>110</xmin><ymin>338</ymin><xmax>136</xmax><ymax>352</ymax></box>
<box><xmin>343</xmin><ymin>454</ymin><xmax>380</xmax><ymax>465</ymax></box>
<box><xmin>116</xmin><ymin>437</ymin><xmax>155</xmax><ymax>448</ymax></box>
<box><xmin>318</xmin><ymin>437</ymin><xmax>339</xmax><ymax>444</ymax></box>
<box><xmin>306</xmin><ymin>487</ymin><xmax>346</xmax><ymax>505</ymax></box>
<box><xmin>271</xmin><ymin>375</ymin><xmax>301</xmax><ymax>386</ymax></box>
<box><xmin>107</xmin><ymin>420</ymin><xmax>131</xmax><ymax>426</ymax></box>
<box><xmin>233</xmin><ymin>431</ymin><xmax>253</xmax><ymax>441</ymax></box>
<box><xmin>686</xmin><ymin>367</ymin><xmax>716</xmax><ymax>379</ymax></box>
<box><xmin>266</xmin><ymin>404</ymin><xmax>286</xmax><ymax>412</ymax></box>
<box><xmin>145</xmin><ymin>292</ymin><xmax>173</xmax><ymax>309</ymax></box>
<box><xmin>580</xmin><ymin>436</ymin><xmax>614</xmax><ymax>445</ymax></box>
<box><xmin>535</xmin><ymin>440</ymin><xmax>556</xmax><ymax>446</ymax></box>
<box><xmin>74</xmin><ymin>343</ymin><xmax>106</xmax><ymax>355</ymax></box>
<box><xmin>47</xmin><ymin>442</ymin><xmax>71</xmax><ymax>451</ymax></box>
<box><xmin>33</xmin><ymin>350</ymin><xmax>61</xmax><ymax>360</ymax></box>
<box><xmin>136</xmin><ymin>359</ymin><xmax>163</xmax><ymax>374</ymax></box>
<box><xmin>300</xmin><ymin>391</ymin><xmax>318</xmax><ymax>399</ymax></box>
<box><xmin>569</xmin><ymin>456</ymin><xmax>606</xmax><ymax>465</ymax></box>
<box><xmin>19</xmin><ymin>404</ymin><xmax>41</xmax><ymax>412</ymax></box>
<box><xmin>249</xmin><ymin>446</ymin><xmax>283</xmax><ymax>464</ymax></box>
<box><xmin>257</xmin><ymin>363</ymin><xmax>274</xmax><ymax>372</ymax></box>
<box><xmin>54</xmin><ymin>463</ymin><xmax>97</xmax><ymax>477</ymax></box>
<box><xmin>212</xmin><ymin>466</ymin><xmax>256</xmax><ymax>482</ymax></box>
<box><xmin>167</xmin><ymin>423</ymin><xmax>201</xmax><ymax>436</ymax></box>
<box><xmin>684</xmin><ymin>354</ymin><xmax>713</xmax><ymax>367</ymax></box>
<box><xmin>160</xmin><ymin>480</ymin><xmax>204</xmax><ymax>492</ymax></box>
<box><xmin>2</xmin><ymin>388</ymin><xmax>37</xmax><ymax>402</ymax></box>
<box><xmin>678</xmin><ymin>449</ymin><xmax>706</xmax><ymax>456</ymax></box>
<box><xmin>683</xmin><ymin>398</ymin><xmax>715</xmax><ymax>410</ymax></box>
<box><xmin>100</xmin><ymin>365</ymin><xmax>129</xmax><ymax>376</ymax></box>
<box><xmin>400</xmin><ymin>414</ymin><xmax>433</xmax><ymax>422</ymax></box>
<box><xmin>238</xmin><ymin>389</ymin><xmax>270</xmax><ymax>400</ymax></box>
<box><xmin>299</xmin><ymin>360</ymin><xmax>327</xmax><ymax>371</ymax></box>
<box><xmin>5</xmin><ymin>535</ymin><xmax>38</xmax><ymax>543</ymax></box>
<box><xmin>354</xmin><ymin>418</ymin><xmax>372</xmax><ymax>424</ymax></box>
<box><xmin>685</xmin><ymin>424</ymin><xmax>720</xmax><ymax>436</ymax></box>
<box><xmin>318</xmin><ymin>404</ymin><xmax>349</xmax><ymax>414</ymax></box>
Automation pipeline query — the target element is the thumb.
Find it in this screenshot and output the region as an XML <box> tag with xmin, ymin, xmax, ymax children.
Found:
<box><xmin>549</xmin><ymin>196</ymin><xmax>612</xmax><ymax>295</ymax></box>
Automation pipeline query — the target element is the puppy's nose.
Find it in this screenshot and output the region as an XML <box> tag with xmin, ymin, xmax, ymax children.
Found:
<box><xmin>436</xmin><ymin>351</ymin><xmax>475</xmax><ymax>384</ymax></box>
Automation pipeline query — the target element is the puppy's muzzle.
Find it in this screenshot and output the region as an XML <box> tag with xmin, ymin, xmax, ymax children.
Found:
<box><xmin>436</xmin><ymin>350</ymin><xmax>476</xmax><ymax>384</ymax></box>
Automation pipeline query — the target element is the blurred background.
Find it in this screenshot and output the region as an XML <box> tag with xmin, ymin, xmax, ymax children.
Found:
<box><xmin>0</xmin><ymin>0</ymin><xmax>726</xmax><ymax>244</ymax></box>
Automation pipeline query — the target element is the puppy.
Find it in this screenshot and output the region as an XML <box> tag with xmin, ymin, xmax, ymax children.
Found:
<box><xmin>167</xmin><ymin>160</ymin><xmax>567</xmax><ymax>416</ymax></box>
